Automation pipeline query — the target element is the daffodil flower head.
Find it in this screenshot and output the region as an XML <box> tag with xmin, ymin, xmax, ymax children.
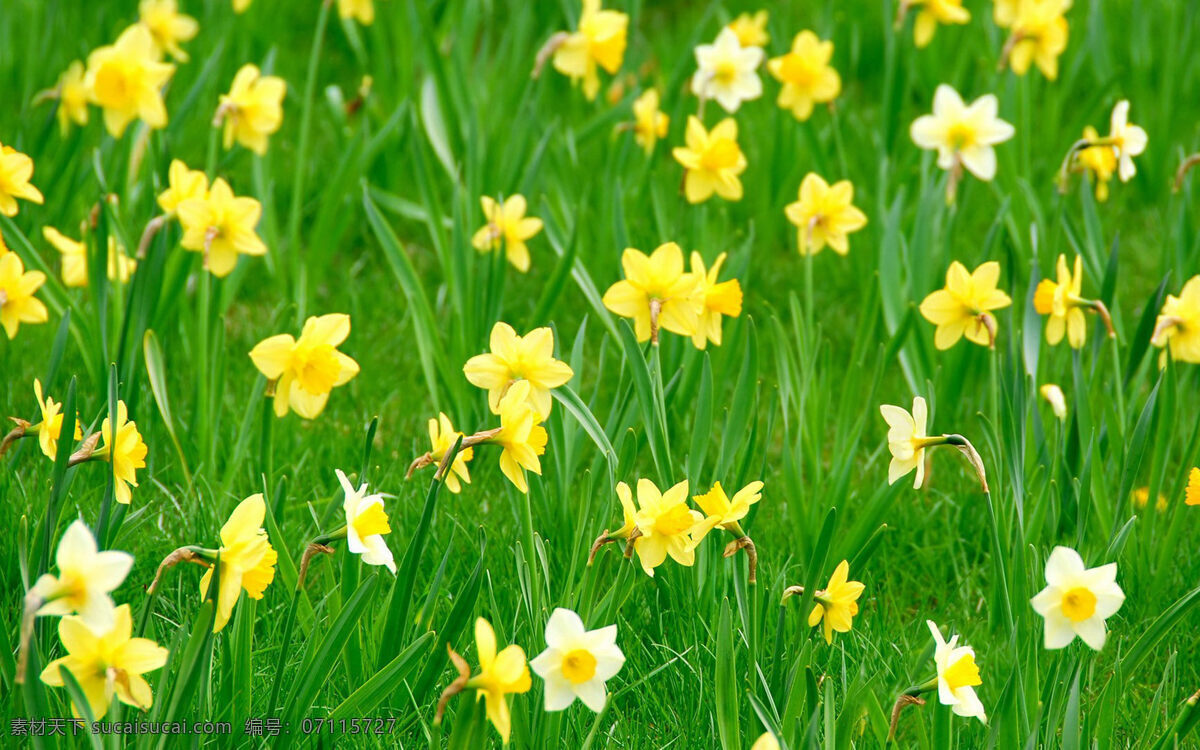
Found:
<box><xmin>691</xmin><ymin>27</ymin><xmax>763</xmax><ymax>113</ymax></box>
<box><xmin>927</xmin><ymin>620</ymin><xmax>986</xmax><ymax>723</ymax></box>
<box><xmin>907</xmin><ymin>0</ymin><xmax>971</xmax><ymax>48</ymax></box>
<box><xmin>1034</xmin><ymin>254</ymin><xmax>1090</xmax><ymax>347</ymax></box>
<box><xmin>138</xmin><ymin>0</ymin><xmax>199</xmax><ymax>62</ymax></box>
<box><xmin>337</xmin><ymin>469</ymin><xmax>395</xmax><ymax>573</ymax></box>
<box><xmin>31</xmin><ymin>379</ymin><xmax>82</xmax><ymax>460</ymax></box>
<box><xmin>217</xmin><ymin>64</ymin><xmax>286</xmax><ymax>155</ymax></box>
<box><xmin>492</xmin><ymin>380</ymin><xmax>548</xmax><ymax>494</ymax></box>
<box><xmin>632</xmin><ymin>89</ymin><xmax>669</xmax><ymax>154</ymax></box>
<box><xmin>693</xmin><ymin>480</ymin><xmax>762</xmax><ymax>529</ymax></box>
<box><xmin>1030</xmin><ymin>546</ymin><xmax>1124</xmax><ymax>650</ymax></box>
<box><xmin>95</xmin><ymin>401</ymin><xmax>148</xmax><ymax>506</ymax></box>
<box><xmin>551</xmin><ymin>0</ymin><xmax>629</xmax><ymax>101</ymax></box>
<box><xmin>689</xmin><ymin>252</ymin><xmax>743</xmax><ymax>349</ymax></box>
<box><xmin>51</xmin><ymin>61</ymin><xmax>91</xmax><ymax>135</ymax></box>
<box><xmin>338</xmin><ymin>0</ymin><xmax>376</xmax><ymax>25</ymax></box>
<box><xmin>157</xmin><ymin>159</ymin><xmax>209</xmax><ymax>216</ymax></box>
<box><xmin>530</xmin><ymin>608</ymin><xmax>625</xmax><ymax>713</ymax></box>
<box><xmin>44</xmin><ymin>227</ymin><xmax>137</xmax><ymax>288</ymax></box>
<box><xmin>466</xmin><ymin>617</ymin><xmax>531</xmax><ymax>744</ymax></box>
<box><xmin>784</xmin><ymin>173</ymin><xmax>868</xmax><ymax>256</ymax></box>
<box><xmin>1151</xmin><ymin>276</ymin><xmax>1200</xmax><ymax>364</ymax></box>
<box><xmin>1185</xmin><ymin>467</ymin><xmax>1200</xmax><ymax>506</ymax></box>
<box><xmin>1108</xmin><ymin>100</ymin><xmax>1148</xmax><ymax>182</ymax></box>
<box><xmin>84</xmin><ymin>24</ymin><xmax>175</xmax><ymax>138</ymax></box>
<box><xmin>0</xmin><ymin>251</ymin><xmax>48</xmax><ymax>339</ymax></box>
<box><xmin>249</xmin><ymin>313</ymin><xmax>360</xmax><ymax>419</ymax></box>
<box><xmin>751</xmin><ymin>733</ymin><xmax>781</xmax><ymax>750</ymax></box>
<box><xmin>200</xmin><ymin>494</ymin><xmax>278</xmax><ymax>633</ymax></box>
<box><xmin>728</xmin><ymin>10</ymin><xmax>769</xmax><ymax>48</ymax></box>
<box><xmin>673</xmin><ymin>116</ymin><xmax>748</xmax><ymax>204</ymax></box>
<box><xmin>1077</xmin><ymin>125</ymin><xmax>1116</xmax><ymax>201</ymax></box>
<box><xmin>919</xmin><ymin>260</ymin><xmax>1012</xmax><ymax>349</ymax></box>
<box><xmin>470</xmin><ymin>195</ymin><xmax>543</xmax><ymax>273</ymax></box>
<box><xmin>808</xmin><ymin>560</ymin><xmax>865</xmax><ymax>643</ymax></box>
<box><xmin>1005</xmin><ymin>0</ymin><xmax>1070</xmax><ymax>79</ymax></box>
<box><xmin>602</xmin><ymin>242</ymin><xmax>704</xmax><ymax>343</ymax></box>
<box><xmin>31</xmin><ymin>520</ymin><xmax>133</xmax><ymax>631</ymax></box>
<box><xmin>880</xmin><ymin>397</ymin><xmax>932</xmax><ymax>488</ymax></box>
<box><xmin>767</xmin><ymin>31</ymin><xmax>840</xmax><ymax>121</ymax></box>
<box><xmin>1131</xmin><ymin>487</ymin><xmax>1168</xmax><ymax>512</ymax></box>
<box><xmin>463</xmin><ymin>321</ymin><xmax>574</xmax><ymax>418</ymax></box>
<box><xmin>177</xmin><ymin>177</ymin><xmax>268</xmax><ymax>277</ymax></box>
<box><xmin>621</xmin><ymin>478</ymin><xmax>717</xmax><ymax>576</ymax></box>
<box><xmin>428</xmin><ymin>413</ymin><xmax>473</xmax><ymax>493</ymax></box>
<box><xmin>40</xmin><ymin>604</ymin><xmax>168</xmax><ymax>719</ymax></box>
<box><xmin>1039</xmin><ymin>383</ymin><xmax>1067</xmax><ymax>421</ymax></box>
<box><xmin>910</xmin><ymin>85</ymin><xmax>1014</xmax><ymax>196</ymax></box>
<box><xmin>0</xmin><ymin>142</ymin><xmax>45</xmax><ymax>217</ymax></box>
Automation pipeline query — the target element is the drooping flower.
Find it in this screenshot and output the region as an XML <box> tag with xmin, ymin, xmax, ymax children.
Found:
<box><xmin>1076</xmin><ymin>125</ymin><xmax>1116</xmax><ymax>201</ymax></box>
<box><xmin>138</xmin><ymin>0</ymin><xmax>199</xmax><ymax>62</ymax></box>
<box><xmin>728</xmin><ymin>10</ymin><xmax>769</xmax><ymax>48</ymax></box>
<box><xmin>427</xmin><ymin>413</ymin><xmax>473</xmax><ymax>493</ymax></box>
<box><xmin>1034</xmin><ymin>254</ymin><xmax>1090</xmax><ymax>348</ymax></box>
<box><xmin>631</xmin><ymin>89</ymin><xmax>669</xmax><ymax>154</ymax></box>
<box><xmin>492</xmin><ymin>381</ymin><xmax>548</xmax><ymax>494</ymax></box>
<box><xmin>0</xmin><ymin>252</ymin><xmax>48</xmax><ymax>339</ymax></box>
<box><xmin>689</xmin><ymin>252</ymin><xmax>743</xmax><ymax>349</ymax></box>
<box><xmin>156</xmin><ymin>159</ymin><xmax>209</xmax><ymax>216</ymax></box>
<box><xmin>40</xmin><ymin>605</ymin><xmax>168</xmax><ymax>719</ymax></box>
<box><xmin>217</xmin><ymin>64</ymin><xmax>286</xmax><ymax>155</ymax></box>
<box><xmin>672</xmin><ymin>116</ymin><xmax>748</xmax><ymax>204</ymax></box>
<box><xmin>0</xmin><ymin>143</ymin><xmax>45</xmax><ymax>217</ymax></box>
<box><xmin>919</xmin><ymin>261</ymin><xmax>1012</xmax><ymax>349</ymax></box>
<box><xmin>1152</xmin><ymin>276</ymin><xmax>1200</xmax><ymax>364</ymax></box>
<box><xmin>766</xmin><ymin>31</ymin><xmax>840</xmax><ymax>121</ymax></box>
<box><xmin>50</xmin><ymin>62</ymin><xmax>91</xmax><ymax>134</ymax></box>
<box><xmin>907</xmin><ymin>0</ymin><xmax>971</xmax><ymax>48</ymax></box>
<box><xmin>43</xmin><ymin>227</ymin><xmax>137</xmax><ymax>288</ymax></box>
<box><xmin>880</xmin><ymin>397</ymin><xmax>931</xmax><ymax>488</ymax></box>
<box><xmin>84</xmin><ymin>25</ymin><xmax>175</xmax><ymax>137</ymax></box>
<box><xmin>177</xmin><ymin>177</ymin><xmax>268</xmax><ymax>277</ymax></box>
<box><xmin>95</xmin><ymin>401</ymin><xmax>148</xmax><ymax>506</ymax></box>
<box><xmin>338</xmin><ymin>0</ymin><xmax>376</xmax><ymax>25</ymax></box>
<box><xmin>463</xmin><ymin>322</ymin><xmax>574</xmax><ymax>418</ymax></box>
<box><xmin>910</xmin><ymin>85</ymin><xmax>1015</xmax><ymax>196</ymax></box>
<box><xmin>530</xmin><ymin>608</ymin><xmax>625</xmax><ymax>713</ymax></box>
<box><xmin>337</xmin><ymin>469</ymin><xmax>395</xmax><ymax>573</ymax></box>
<box><xmin>784</xmin><ymin>173</ymin><xmax>867</xmax><ymax>256</ymax></box>
<box><xmin>690</xmin><ymin>28</ymin><xmax>763</xmax><ymax>113</ymax></box>
<box><xmin>249</xmin><ymin>313</ymin><xmax>360</xmax><ymax>419</ymax></box>
<box><xmin>1108</xmin><ymin>100</ymin><xmax>1148</xmax><ymax>182</ymax></box>
<box><xmin>31</xmin><ymin>520</ymin><xmax>133</xmax><ymax>631</ymax></box>
<box><xmin>199</xmin><ymin>494</ymin><xmax>278</xmax><ymax>633</ymax></box>
<box><xmin>693</xmin><ymin>481</ymin><xmax>762</xmax><ymax>531</ymax></box>
<box><xmin>30</xmin><ymin>379</ymin><xmax>82</xmax><ymax>460</ymax></box>
<box><xmin>1030</xmin><ymin>546</ymin><xmax>1124</xmax><ymax>650</ymax></box>
<box><xmin>927</xmin><ymin>620</ymin><xmax>986</xmax><ymax>723</ymax></box>
<box><xmin>602</xmin><ymin>242</ymin><xmax>703</xmax><ymax>343</ymax></box>
<box><xmin>1004</xmin><ymin>0</ymin><xmax>1069</xmax><ymax>79</ymax></box>
<box><xmin>550</xmin><ymin>0</ymin><xmax>629</xmax><ymax>101</ymax></box>
<box><xmin>464</xmin><ymin>618</ymin><xmax>531</xmax><ymax>743</ymax></box>
<box><xmin>1039</xmin><ymin>383</ymin><xmax>1067</xmax><ymax>421</ymax></box>
<box><xmin>617</xmin><ymin>478</ymin><xmax>717</xmax><ymax>577</ymax></box>
<box><xmin>1186</xmin><ymin>468</ymin><xmax>1199</xmax><ymax>506</ymax></box>
<box><xmin>807</xmin><ymin>560</ymin><xmax>865</xmax><ymax>644</ymax></box>
<box><xmin>470</xmin><ymin>195</ymin><xmax>543</xmax><ymax>273</ymax></box>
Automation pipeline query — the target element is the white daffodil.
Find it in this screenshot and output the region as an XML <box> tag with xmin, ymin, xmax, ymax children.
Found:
<box><xmin>880</xmin><ymin>397</ymin><xmax>931</xmax><ymax>488</ymax></box>
<box><xmin>530</xmin><ymin>608</ymin><xmax>625</xmax><ymax>712</ymax></box>
<box><xmin>1030</xmin><ymin>546</ymin><xmax>1124</xmax><ymax>650</ymax></box>
<box><xmin>337</xmin><ymin>469</ymin><xmax>396</xmax><ymax>574</ymax></box>
<box><xmin>691</xmin><ymin>27</ymin><xmax>763</xmax><ymax>113</ymax></box>
<box><xmin>32</xmin><ymin>519</ymin><xmax>133</xmax><ymax>631</ymax></box>
<box><xmin>1108</xmin><ymin>100</ymin><xmax>1148</xmax><ymax>182</ymax></box>
<box><xmin>910</xmin><ymin>84</ymin><xmax>1015</xmax><ymax>181</ymax></box>
<box><xmin>927</xmin><ymin>620</ymin><xmax>986</xmax><ymax>723</ymax></box>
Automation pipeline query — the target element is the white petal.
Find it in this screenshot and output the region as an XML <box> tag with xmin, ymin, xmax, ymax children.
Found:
<box><xmin>574</xmin><ymin>679</ymin><xmax>608</xmax><ymax>713</ymax></box>
<box><xmin>1043</xmin><ymin>612</ymin><xmax>1076</xmax><ymax>649</ymax></box>
<box><xmin>1044</xmin><ymin>547</ymin><xmax>1085</xmax><ymax>587</ymax></box>
<box><xmin>545</xmin><ymin>608</ymin><xmax>586</xmax><ymax>649</ymax></box>
<box><xmin>543</xmin><ymin>676</ymin><xmax>577</xmax><ymax>711</ymax></box>
<box><xmin>1074</xmin><ymin>617</ymin><xmax>1107</xmax><ymax>651</ymax></box>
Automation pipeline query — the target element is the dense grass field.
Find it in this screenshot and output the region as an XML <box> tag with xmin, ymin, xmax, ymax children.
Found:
<box><xmin>3</xmin><ymin>0</ymin><xmax>1200</xmax><ymax>747</ymax></box>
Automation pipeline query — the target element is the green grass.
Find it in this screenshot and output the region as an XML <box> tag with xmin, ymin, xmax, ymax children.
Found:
<box><xmin>3</xmin><ymin>0</ymin><xmax>1200</xmax><ymax>747</ymax></box>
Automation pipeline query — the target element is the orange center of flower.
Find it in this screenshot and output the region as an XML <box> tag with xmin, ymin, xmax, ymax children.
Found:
<box><xmin>1061</xmin><ymin>586</ymin><xmax>1096</xmax><ymax>622</ymax></box>
<box><xmin>946</xmin><ymin>121</ymin><xmax>976</xmax><ymax>151</ymax></box>
<box><xmin>943</xmin><ymin>653</ymin><xmax>982</xmax><ymax>691</ymax></box>
<box><xmin>562</xmin><ymin>648</ymin><xmax>597</xmax><ymax>684</ymax></box>
<box><xmin>713</xmin><ymin>60</ymin><xmax>739</xmax><ymax>85</ymax></box>
<box><xmin>352</xmin><ymin>502</ymin><xmax>391</xmax><ymax>540</ymax></box>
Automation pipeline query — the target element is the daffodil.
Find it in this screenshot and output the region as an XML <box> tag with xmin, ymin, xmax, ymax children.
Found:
<box><xmin>1108</xmin><ymin>100</ymin><xmax>1147</xmax><ymax>182</ymax></box>
<box><xmin>1040</xmin><ymin>383</ymin><xmax>1067</xmax><ymax>421</ymax></box>
<box><xmin>631</xmin><ymin>89</ymin><xmax>669</xmax><ymax>154</ymax></box>
<box><xmin>691</xmin><ymin>28</ymin><xmax>763</xmax><ymax>113</ymax></box>
<box><xmin>927</xmin><ymin>620</ymin><xmax>986</xmax><ymax>722</ymax></box>
<box><xmin>1152</xmin><ymin>276</ymin><xmax>1200</xmax><ymax>364</ymax></box>
<box><xmin>138</xmin><ymin>0</ymin><xmax>199</xmax><ymax>62</ymax></box>
<box><xmin>84</xmin><ymin>25</ymin><xmax>175</xmax><ymax>137</ymax></box>
<box><xmin>784</xmin><ymin>173</ymin><xmax>868</xmax><ymax>256</ymax></box>
<box><xmin>806</xmin><ymin>560</ymin><xmax>865</xmax><ymax>644</ymax></box>
<box><xmin>693</xmin><ymin>481</ymin><xmax>761</xmax><ymax>531</ymax></box>
<box><xmin>617</xmin><ymin>478</ymin><xmax>716</xmax><ymax>577</ymax></box>
<box><xmin>92</xmin><ymin>401</ymin><xmax>148</xmax><ymax>506</ymax></box>
<box><xmin>1034</xmin><ymin>255</ymin><xmax>1091</xmax><ymax>348</ymax></box>
<box><xmin>1131</xmin><ymin>487</ymin><xmax>1167</xmax><ymax>512</ymax></box>
<box><xmin>337</xmin><ymin>469</ymin><xmax>395</xmax><ymax>573</ymax></box>
<box><xmin>673</xmin><ymin>116</ymin><xmax>748</xmax><ymax>204</ymax></box>
<box><xmin>910</xmin><ymin>85</ymin><xmax>1014</xmax><ymax>198</ymax></box>
<box><xmin>1003</xmin><ymin>0</ymin><xmax>1069</xmax><ymax>79</ymax></box>
<box><xmin>530</xmin><ymin>608</ymin><xmax>625</xmax><ymax>713</ymax></box>
<box><xmin>904</xmin><ymin>0</ymin><xmax>970</xmax><ymax>47</ymax></box>
<box><xmin>463</xmin><ymin>322</ymin><xmax>573</xmax><ymax>418</ymax></box>
<box><xmin>51</xmin><ymin>62</ymin><xmax>91</xmax><ymax>134</ymax></box>
<box><xmin>0</xmin><ymin>252</ymin><xmax>49</xmax><ymax>339</ymax></box>
<box><xmin>156</xmin><ymin>159</ymin><xmax>209</xmax><ymax>215</ymax></box>
<box><xmin>688</xmin><ymin>252</ymin><xmax>743</xmax><ymax>349</ymax></box>
<box><xmin>919</xmin><ymin>261</ymin><xmax>1012</xmax><ymax>349</ymax></box>
<box><xmin>30</xmin><ymin>379</ymin><xmax>82</xmax><ymax>460</ymax></box>
<box><xmin>249</xmin><ymin>313</ymin><xmax>360</xmax><ymax>419</ymax></box>
<box><xmin>470</xmin><ymin>195</ymin><xmax>543</xmax><ymax>273</ymax></box>
<box><xmin>0</xmin><ymin>143</ymin><xmax>45</xmax><ymax>217</ymax></box>
<box><xmin>200</xmin><ymin>494</ymin><xmax>278</xmax><ymax>633</ymax></box>
<box><xmin>466</xmin><ymin>617</ymin><xmax>532</xmax><ymax>744</ymax></box>
<box><xmin>728</xmin><ymin>11</ymin><xmax>769</xmax><ymax>48</ymax></box>
<box><xmin>427</xmin><ymin>413</ymin><xmax>473</xmax><ymax>493</ymax></box>
<box><xmin>31</xmin><ymin>520</ymin><xmax>133</xmax><ymax>631</ymax></box>
<box><xmin>492</xmin><ymin>381</ymin><xmax>548</xmax><ymax>494</ymax></box>
<box><xmin>550</xmin><ymin>0</ymin><xmax>628</xmax><ymax>101</ymax></box>
<box><xmin>602</xmin><ymin>242</ymin><xmax>703</xmax><ymax>343</ymax></box>
<box><xmin>993</xmin><ymin>0</ymin><xmax>1020</xmax><ymax>26</ymax></box>
<box><xmin>177</xmin><ymin>177</ymin><xmax>268</xmax><ymax>277</ymax></box>
<box><xmin>1030</xmin><ymin>546</ymin><xmax>1124</xmax><ymax>650</ymax></box>
<box><xmin>1186</xmin><ymin>468</ymin><xmax>1199</xmax><ymax>506</ymax></box>
<box><xmin>767</xmin><ymin>31</ymin><xmax>840</xmax><ymax>121</ymax></box>
<box><xmin>217</xmin><ymin>64</ymin><xmax>286</xmax><ymax>155</ymax></box>
<box><xmin>43</xmin><ymin>227</ymin><xmax>137</xmax><ymax>288</ymax></box>
<box><xmin>1076</xmin><ymin>125</ymin><xmax>1116</xmax><ymax>201</ymax></box>
<box><xmin>751</xmin><ymin>733</ymin><xmax>781</xmax><ymax>750</ymax></box>
<box><xmin>338</xmin><ymin>0</ymin><xmax>376</xmax><ymax>24</ymax></box>
<box><xmin>880</xmin><ymin>397</ymin><xmax>931</xmax><ymax>488</ymax></box>
<box><xmin>40</xmin><ymin>605</ymin><xmax>168</xmax><ymax>719</ymax></box>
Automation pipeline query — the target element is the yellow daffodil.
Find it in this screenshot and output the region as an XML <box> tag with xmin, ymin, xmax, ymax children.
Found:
<box><xmin>177</xmin><ymin>177</ymin><xmax>268</xmax><ymax>277</ymax></box>
<box><xmin>807</xmin><ymin>560</ymin><xmax>865</xmax><ymax>644</ymax></box>
<box><xmin>1131</xmin><ymin>487</ymin><xmax>1167</xmax><ymax>512</ymax></box>
<box><xmin>728</xmin><ymin>11</ymin><xmax>769</xmax><ymax>48</ymax></box>
<box><xmin>249</xmin><ymin>313</ymin><xmax>360</xmax><ymax>419</ymax></box>
<box><xmin>84</xmin><ymin>25</ymin><xmax>175</xmax><ymax>137</ymax></box>
<box><xmin>689</xmin><ymin>252</ymin><xmax>743</xmax><ymax>349</ymax></box>
<box><xmin>31</xmin><ymin>520</ymin><xmax>133</xmax><ymax>630</ymax></box>
<box><xmin>200</xmin><ymin>494</ymin><xmax>278</xmax><ymax>633</ymax></box>
<box><xmin>993</xmin><ymin>0</ymin><xmax>1020</xmax><ymax>26</ymax></box>
<box><xmin>492</xmin><ymin>381</ymin><xmax>548</xmax><ymax>494</ymax></box>
<box><xmin>1108</xmin><ymin>100</ymin><xmax>1147</xmax><ymax>182</ymax></box>
<box><xmin>880</xmin><ymin>397</ymin><xmax>931</xmax><ymax>488</ymax></box>
<box><xmin>905</xmin><ymin>0</ymin><xmax>970</xmax><ymax>47</ymax></box>
<box><xmin>767</xmin><ymin>31</ymin><xmax>840</xmax><ymax>121</ymax></box>
<box><xmin>1077</xmin><ymin>125</ymin><xmax>1116</xmax><ymax>201</ymax></box>
<box><xmin>751</xmin><ymin>733</ymin><xmax>781</xmax><ymax>750</ymax></box>
<box><xmin>927</xmin><ymin>620</ymin><xmax>986</xmax><ymax>722</ymax></box>
<box><xmin>218</xmin><ymin>64</ymin><xmax>286</xmax><ymax>155</ymax></box>
<box><xmin>466</xmin><ymin>617</ymin><xmax>531</xmax><ymax>744</ymax></box>
<box><xmin>1039</xmin><ymin>383</ymin><xmax>1067</xmax><ymax>421</ymax></box>
<box><xmin>0</xmin><ymin>252</ymin><xmax>49</xmax><ymax>339</ymax></box>
<box><xmin>784</xmin><ymin>173</ymin><xmax>867</xmax><ymax>256</ymax></box>
<box><xmin>1030</xmin><ymin>546</ymin><xmax>1124</xmax><ymax>650</ymax></box>
<box><xmin>40</xmin><ymin>605</ymin><xmax>167</xmax><ymax>719</ymax></box>
<box><xmin>43</xmin><ymin>227</ymin><xmax>137</xmax><ymax>288</ymax></box>
<box><xmin>233</xmin><ymin>0</ymin><xmax>252</xmax><ymax>12</ymax></box>
<box><xmin>617</xmin><ymin>478</ymin><xmax>717</xmax><ymax>577</ymax></box>
<box><xmin>1034</xmin><ymin>254</ymin><xmax>1090</xmax><ymax>348</ymax></box>
<box><xmin>1152</xmin><ymin>276</ymin><xmax>1200</xmax><ymax>364</ymax></box>
<box><xmin>530</xmin><ymin>607</ymin><xmax>625</xmax><ymax>713</ymax></box>
<box><xmin>602</xmin><ymin>242</ymin><xmax>703</xmax><ymax>343</ymax></box>
<box><xmin>0</xmin><ymin>143</ymin><xmax>45</xmax><ymax>217</ymax></box>
<box><xmin>471</xmin><ymin>195</ymin><xmax>543</xmax><ymax>273</ymax></box>
<box><xmin>919</xmin><ymin>261</ymin><xmax>1012</xmax><ymax>349</ymax></box>
<box><xmin>30</xmin><ymin>379</ymin><xmax>82</xmax><ymax>460</ymax></box>
<box><xmin>337</xmin><ymin>469</ymin><xmax>395</xmax><ymax>573</ymax></box>
<box><xmin>338</xmin><ymin>0</ymin><xmax>376</xmax><ymax>25</ymax></box>
<box><xmin>94</xmin><ymin>401</ymin><xmax>148</xmax><ymax>506</ymax></box>
<box><xmin>673</xmin><ymin>116</ymin><xmax>747</xmax><ymax>204</ymax></box>
<box><xmin>1186</xmin><ymin>468</ymin><xmax>1199</xmax><ymax>506</ymax></box>
<box><xmin>693</xmin><ymin>480</ymin><xmax>762</xmax><ymax>531</ymax></box>
<box><xmin>631</xmin><ymin>89</ymin><xmax>669</xmax><ymax>154</ymax></box>
<box><xmin>157</xmin><ymin>158</ymin><xmax>209</xmax><ymax>215</ymax></box>
<box><xmin>911</xmin><ymin>85</ymin><xmax>1015</xmax><ymax>191</ymax></box>
<box><xmin>138</xmin><ymin>0</ymin><xmax>199</xmax><ymax>62</ymax></box>
<box><xmin>551</xmin><ymin>0</ymin><xmax>628</xmax><ymax>101</ymax></box>
<box><xmin>51</xmin><ymin>62</ymin><xmax>91</xmax><ymax>135</ymax></box>
<box><xmin>691</xmin><ymin>28</ymin><xmax>763</xmax><ymax>113</ymax></box>
<box><xmin>463</xmin><ymin>322</ymin><xmax>573</xmax><ymax>418</ymax></box>
<box><xmin>427</xmin><ymin>413</ymin><xmax>473</xmax><ymax>493</ymax></box>
<box><xmin>1004</xmin><ymin>0</ymin><xmax>1069</xmax><ymax>80</ymax></box>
